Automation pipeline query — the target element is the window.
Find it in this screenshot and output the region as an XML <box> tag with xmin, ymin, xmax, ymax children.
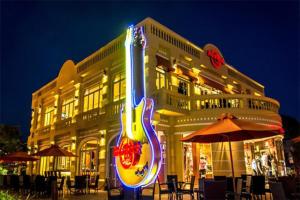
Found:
<box><xmin>178</xmin><ymin>79</ymin><xmax>189</xmax><ymax>96</ymax></box>
<box><xmin>61</xmin><ymin>97</ymin><xmax>74</xmax><ymax>119</ymax></box>
<box><xmin>156</xmin><ymin>67</ymin><xmax>166</xmax><ymax>89</ymax></box>
<box><xmin>44</xmin><ymin>106</ymin><xmax>54</xmax><ymax>126</ymax></box>
<box><xmin>57</xmin><ymin>145</ymin><xmax>71</xmax><ymax>170</ymax></box>
<box><xmin>113</xmin><ymin>72</ymin><xmax>126</xmax><ymax>102</ymax></box>
<box><xmin>83</xmin><ymin>83</ymin><xmax>103</xmax><ymax>112</ymax></box>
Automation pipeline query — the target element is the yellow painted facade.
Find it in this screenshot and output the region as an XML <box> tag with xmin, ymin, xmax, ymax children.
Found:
<box><xmin>27</xmin><ymin>18</ymin><xmax>284</xmax><ymax>183</ymax></box>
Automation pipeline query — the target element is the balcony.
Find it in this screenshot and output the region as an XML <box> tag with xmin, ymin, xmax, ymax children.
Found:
<box><xmin>152</xmin><ymin>89</ymin><xmax>190</xmax><ymax>116</ymax></box>
<box><xmin>76</xmin><ymin>107</ymin><xmax>106</xmax><ymax>122</ymax></box>
<box><xmin>36</xmin><ymin>125</ymin><xmax>51</xmax><ymax>135</ymax></box>
<box><xmin>55</xmin><ymin>118</ymin><xmax>72</xmax><ymax>130</ymax></box>
<box><xmin>152</xmin><ymin>89</ymin><xmax>281</xmax><ymax>125</ymax></box>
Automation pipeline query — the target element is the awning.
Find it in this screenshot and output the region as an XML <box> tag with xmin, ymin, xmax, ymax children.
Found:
<box><xmin>156</xmin><ymin>55</ymin><xmax>174</xmax><ymax>72</ymax></box>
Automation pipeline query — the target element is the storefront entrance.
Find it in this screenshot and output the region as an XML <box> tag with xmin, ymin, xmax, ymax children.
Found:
<box><xmin>80</xmin><ymin>140</ymin><xmax>100</xmax><ymax>175</ymax></box>
<box><xmin>108</xmin><ymin>136</ymin><xmax>118</xmax><ymax>186</ymax></box>
<box><xmin>183</xmin><ymin>142</ymin><xmax>213</xmax><ymax>180</ymax></box>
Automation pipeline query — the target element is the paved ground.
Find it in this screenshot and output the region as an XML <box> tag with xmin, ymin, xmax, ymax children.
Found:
<box><xmin>39</xmin><ymin>190</ymin><xmax>273</xmax><ymax>200</ymax></box>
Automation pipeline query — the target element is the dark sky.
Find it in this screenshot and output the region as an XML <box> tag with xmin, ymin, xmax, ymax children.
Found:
<box><xmin>1</xmin><ymin>1</ymin><xmax>299</xmax><ymax>141</ymax></box>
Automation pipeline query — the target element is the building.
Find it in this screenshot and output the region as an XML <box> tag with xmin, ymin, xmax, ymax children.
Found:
<box><xmin>27</xmin><ymin>18</ymin><xmax>284</xmax><ymax>184</ymax></box>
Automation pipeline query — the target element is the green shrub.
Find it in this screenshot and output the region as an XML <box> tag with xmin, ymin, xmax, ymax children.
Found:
<box><xmin>0</xmin><ymin>191</ymin><xmax>20</xmax><ymax>200</ymax></box>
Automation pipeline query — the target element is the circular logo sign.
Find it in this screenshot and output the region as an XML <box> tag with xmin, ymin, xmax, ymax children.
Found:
<box><xmin>114</xmin><ymin>138</ymin><xmax>141</xmax><ymax>169</ymax></box>
<box><xmin>206</xmin><ymin>49</ymin><xmax>225</xmax><ymax>69</ymax></box>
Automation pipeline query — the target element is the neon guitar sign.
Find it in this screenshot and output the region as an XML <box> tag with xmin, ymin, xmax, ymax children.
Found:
<box><xmin>113</xmin><ymin>26</ymin><xmax>162</xmax><ymax>188</ymax></box>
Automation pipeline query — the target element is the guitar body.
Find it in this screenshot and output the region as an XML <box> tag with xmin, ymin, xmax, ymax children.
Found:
<box><xmin>114</xmin><ymin>98</ymin><xmax>161</xmax><ymax>187</ymax></box>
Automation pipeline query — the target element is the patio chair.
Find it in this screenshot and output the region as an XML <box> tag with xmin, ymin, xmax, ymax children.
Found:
<box><xmin>167</xmin><ymin>175</ymin><xmax>178</xmax><ymax>193</ymax></box>
<box><xmin>66</xmin><ymin>176</ymin><xmax>75</xmax><ymax>194</ymax></box>
<box><xmin>0</xmin><ymin>175</ymin><xmax>3</xmax><ymax>189</ymax></box>
<box><xmin>269</xmin><ymin>181</ymin><xmax>287</xmax><ymax>200</ymax></box>
<box><xmin>235</xmin><ymin>177</ymin><xmax>251</xmax><ymax>200</ymax></box>
<box><xmin>172</xmin><ymin>178</ymin><xmax>183</xmax><ymax>200</ymax></box>
<box><xmin>106</xmin><ymin>178</ymin><xmax>123</xmax><ymax>200</ymax></box>
<box><xmin>35</xmin><ymin>175</ymin><xmax>46</xmax><ymax>197</ymax></box>
<box><xmin>11</xmin><ymin>175</ymin><xmax>20</xmax><ymax>192</ymax></box>
<box><xmin>22</xmin><ymin>175</ymin><xmax>31</xmax><ymax>195</ymax></box>
<box><xmin>157</xmin><ymin>178</ymin><xmax>173</xmax><ymax>200</ymax></box>
<box><xmin>74</xmin><ymin>175</ymin><xmax>86</xmax><ymax>194</ymax></box>
<box><xmin>278</xmin><ymin>176</ymin><xmax>297</xmax><ymax>199</ymax></box>
<box><xmin>89</xmin><ymin>175</ymin><xmax>99</xmax><ymax>194</ymax></box>
<box><xmin>141</xmin><ymin>180</ymin><xmax>156</xmax><ymax>200</ymax></box>
<box><xmin>57</xmin><ymin>176</ymin><xmax>65</xmax><ymax>196</ymax></box>
<box><xmin>194</xmin><ymin>178</ymin><xmax>205</xmax><ymax>200</ymax></box>
<box><xmin>214</xmin><ymin>176</ymin><xmax>226</xmax><ymax>181</ymax></box>
<box><xmin>252</xmin><ymin>176</ymin><xmax>265</xmax><ymax>199</ymax></box>
<box><xmin>203</xmin><ymin>180</ymin><xmax>226</xmax><ymax>200</ymax></box>
<box><xmin>180</xmin><ymin>175</ymin><xmax>195</xmax><ymax>200</ymax></box>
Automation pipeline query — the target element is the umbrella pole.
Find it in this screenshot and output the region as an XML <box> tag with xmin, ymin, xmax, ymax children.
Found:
<box><xmin>228</xmin><ymin>140</ymin><xmax>236</xmax><ymax>192</ymax></box>
<box><xmin>53</xmin><ymin>156</ymin><xmax>55</xmax><ymax>171</ymax></box>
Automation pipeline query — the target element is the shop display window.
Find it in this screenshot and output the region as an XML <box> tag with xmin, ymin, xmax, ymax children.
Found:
<box><xmin>244</xmin><ymin>137</ymin><xmax>285</xmax><ymax>177</ymax></box>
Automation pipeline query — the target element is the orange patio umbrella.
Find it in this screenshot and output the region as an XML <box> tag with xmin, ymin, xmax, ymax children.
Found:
<box><xmin>291</xmin><ymin>136</ymin><xmax>300</xmax><ymax>143</ymax></box>
<box><xmin>181</xmin><ymin>113</ymin><xmax>284</xmax><ymax>184</ymax></box>
<box><xmin>0</xmin><ymin>151</ymin><xmax>39</xmax><ymax>162</ymax></box>
<box><xmin>33</xmin><ymin>144</ymin><xmax>77</xmax><ymax>171</ymax></box>
<box><xmin>33</xmin><ymin>144</ymin><xmax>76</xmax><ymax>157</ymax></box>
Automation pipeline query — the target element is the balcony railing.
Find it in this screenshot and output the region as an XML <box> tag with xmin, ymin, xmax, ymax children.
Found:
<box><xmin>106</xmin><ymin>100</ymin><xmax>124</xmax><ymax>120</ymax></box>
<box><xmin>153</xmin><ymin>89</ymin><xmax>190</xmax><ymax>114</ymax></box>
<box><xmin>77</xmin><ymin>107</ymin><xmax>106</xmax><ymax>122</ymax></box>
<box><xmin>36</xmin><ymin>125</ymin><xmax>51</xmax><ymax>135</ymax></box>
<box><xmin>153</xmin><ymin>89</ymin><xmax>280</xmax><ymax>114</ymax></box>
<box><xmin>55</xmin><ymin>118</ymin><xmax>72</xmax><ymax>130</ymax></box>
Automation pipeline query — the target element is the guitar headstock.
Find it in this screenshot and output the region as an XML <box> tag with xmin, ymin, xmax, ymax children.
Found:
<box><xmin>133</xmin><ymin>27</ymin><xmax>146</xmax><ymax>48</ymax></box>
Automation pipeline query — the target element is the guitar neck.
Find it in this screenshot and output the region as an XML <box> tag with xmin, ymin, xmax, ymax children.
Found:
<box><xmin>125</xmin><ymin>26</ymin><xmax>146</xmax><ymax>139</ymax></box>
<box><xmin>127</xmin><ymin>26</ymin><xmax>146</xmax><ymax>107</ymax></box>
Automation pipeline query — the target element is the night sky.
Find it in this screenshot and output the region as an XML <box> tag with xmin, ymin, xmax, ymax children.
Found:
<box><xmin>1</xmin><ymin>1</ymin><xmax>299</xmax><ymax>141</ymax></box>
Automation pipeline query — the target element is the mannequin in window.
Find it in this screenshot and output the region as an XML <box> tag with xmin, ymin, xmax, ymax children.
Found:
<box><xmin>199</xmin><ymin>156</ymin><xmax>207</xmax><ymax>178</ymax></box>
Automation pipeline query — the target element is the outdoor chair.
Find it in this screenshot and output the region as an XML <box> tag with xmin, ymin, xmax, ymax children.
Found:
<box><xmin>180</xmin><ymin>175</ymin><xmax>195</xmax><ymax>200</ymax></box>
<box><xmin>4</xmin><ymin>175</ymin><xmax>11</xmax><ymax>190</ymax></box>
<box><xmin>194</xmin><ymin>178</ymin><xmax>205</xmax><ymax>200</ymax></box>
<box><xmin>0</xmin><ymin>175</ymin><xmax>3</xmax><ymax>189</ymax></box>
<box><xmin>241</xmin><ymin>174</ymin><xmax>252</xmax><ymax>193</ymax></box>
<box><xmin>214</xmin><ymin>176</ymin><xmax>226</xmax><ymax>181</ymax></box>
<box><xmin>235</xmin><ymin>177</ymin><xmax>251</xmax><ymax>200</ymax></box>
<box><xmin>66</xmin><ymin>176</ymin><xmax>75</xmax><ymax>194</ymax></box>
<box><xmin>11</xmin><ymin>175</ymin><xmax>20</xmax><ymax>192</ymax></box>
<box><xmin>225</xmin><ymin>177</ymin><xmax>235</xmax><ymax>200</ymax></box>
<box><xmin>57</xmin><ymin>176</ymin><xmax>65</xmax><ymax>196</ymax></box>
<box><xmin>89</xmin><ymin>175</ymin><xmax>99</xmax><ymax>193</ymax></box>
<box><xmin>106</xmin><ymin>178</ymin><xmax>123</xmax><ymax>200</ymax></box>
<box><xmin>172</xmin><ymin>178</ymin><xmax>183</xmax><ymax>200</ymax></box>
<box><xmin>203</xmin><ymin>180</ymin><xmax>227</xmax><ymax>200</ymax></box>
<box><xmin>46</xmin><ymin>176</ymin><xmax>57</xmax><ymax>196</ymax></box>
<box><xmin>167</xmin><ymin>175</ymin><xmax>178</xmax><ymax>193</ymax></box>
<box><xmin>74</xmin><ymin>175</ymin><xmax>86</xmax><ymax>194</ymax></box>
<box><xmin>35</xmin><ymin>175</ymin><xmax>46</xmax><ymax>197</ymax></box>
<box><xmin>141</xmin><ymin>180</ymin><xmax>156</xmax><ymax>200</ymax></box>
<box><xmin>269</xmin><ymin>181</ymin><xmax>287</xmax><ymax>200</ymax></box>
<box><xmin>278</xmin><ymin>176</ymin><xmax>298</xmax><ymax>199</ymax></box>
<box><xmin>157</xmin><ymin>178</ymin><xmax>173</xmax><ymax>200</ymax></box>
<box><xmin>252</xmin><ymin>176</ymin><xmax>266</xmax><ymax>199</ymax></box>
<box><xmin>22</xmin><ymin>175</ymin><xmax>31</xmax><ymax>195</ymax></box>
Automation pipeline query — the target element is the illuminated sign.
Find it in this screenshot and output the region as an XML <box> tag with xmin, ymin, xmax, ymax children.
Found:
<box><xmin>114</xmin><ymin>26</ymin><xmax>162</xmax><ymax>188</ymax></box>
<box><xmin>207</xmin><ymin>49</ymin><xmax>225</xmax><ymax>69</ymax></box>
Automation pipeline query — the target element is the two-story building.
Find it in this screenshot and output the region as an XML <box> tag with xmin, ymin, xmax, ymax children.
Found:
<box><xmin>27</xmin><ymin>18</ymin><xmax>284</xmax><ymax>184</ymax></box>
